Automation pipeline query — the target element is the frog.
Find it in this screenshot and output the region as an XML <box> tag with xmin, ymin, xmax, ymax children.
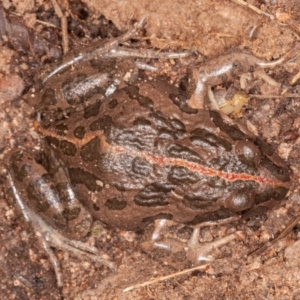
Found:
<box><xmin>4</xmin><ymin>31</ymin><xmax>291</xmax><ymax>286</ymax></box>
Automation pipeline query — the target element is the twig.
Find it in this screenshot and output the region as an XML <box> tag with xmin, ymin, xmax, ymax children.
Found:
<box><xmin>233</xmin><ymin>0</ymin><xmax>274</xmax><ymax>20</ymax></box>
<box><xmin>249</xmin><ymin>93</ymin><xmax>300</xmax><ymax>98</ymax></box>
<box><xmin>290</xmin><ymin>70</ymin><xmax>300</xmax><ymax>85</ymax></box>
<box><xmin>123</xmin><ymin>264</ymin><xmax>209</xmax><ymax>292</ymax></box>
<box><xmin>39</xmin><ymin>17</ymin><xmax>148</xmax><ymax>84</ymax></box>
<box><xmin>36</xmin><ymin>19</ymin><xmax>59</xmax><ymax>28</ymax></box>
<box><xmin>50</xmin><ymin>0</ymin><xmax>69</xmax><ymax>53</ymax></box>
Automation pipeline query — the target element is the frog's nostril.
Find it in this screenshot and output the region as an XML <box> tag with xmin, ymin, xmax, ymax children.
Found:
<box><xmin>78</xmin><ymin>8</ymin><xmax>89</xmax><ymax>20</ymax></box>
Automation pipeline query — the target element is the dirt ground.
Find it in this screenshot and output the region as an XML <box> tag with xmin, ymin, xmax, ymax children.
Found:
<box><xmin>1</xmin><ymin>0</ymin><xmax>300</xmax><ymax>299</ymax></box>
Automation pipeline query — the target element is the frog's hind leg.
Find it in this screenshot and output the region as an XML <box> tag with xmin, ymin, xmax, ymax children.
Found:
<box><xmin>4</xmin><ymin>149</ymin><xmax>115</xmax><ymax>287</ymax></box>
<box><xmin>6</xmin><ymin>178</ymin><xmax>116</xmax><ymax>287</ymax></box>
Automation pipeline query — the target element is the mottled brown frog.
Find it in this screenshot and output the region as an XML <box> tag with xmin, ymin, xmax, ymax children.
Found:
<box><xmin>4</xmin><ymin>44</ymin><xmax>290</xmax><ymax>286</ymax></box>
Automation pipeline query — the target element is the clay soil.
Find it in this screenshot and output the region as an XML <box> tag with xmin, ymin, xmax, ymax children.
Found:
<box><xmin>1</xmin><ymin>0</ymin><xmax>300</xmax><ymax>299</ymax></box>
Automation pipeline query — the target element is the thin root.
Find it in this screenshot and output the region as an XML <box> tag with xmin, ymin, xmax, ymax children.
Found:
<box><xmin>249</xmin><ymin>214</ymin><xmax>300</xmax><ymax>256</ymax></box>
<box><xmin>249</xmin><ymin>93</ymin><xmax>300</xmax><ymax>98</ymax></box>
<box><xmin>123</xmin><ymin>264</ymin><xmax>209</xmax><ymax>292</ymax></box>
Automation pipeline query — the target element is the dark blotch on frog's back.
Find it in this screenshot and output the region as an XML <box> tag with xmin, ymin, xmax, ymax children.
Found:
<box><xmin>60</xmin><ymin>140</ymin><xmax>77</xmax><ymax>156</ymax></box>
<box><xmin>110</xmin><ymin>128</ymin><xmax>149</xmax><ymax>151</ymax></box>
<box><xmin>74</xmin><ymin>126</ymin><xmax>86</xmax><ymax>139</ymax></box>
<box><xmin>68</xmin><ymin>167</ymin><xmax>103</xmax><ymax>192</ymax></box>
<box><xmin>168</xmin><ymin>166</ymin><xmax>199</xmax><ymax>185</ymax></box>
<box><xmin>45</xmin><ymin>136</ymin><xmax>59</xmax><ymax>148</ymax></box>
<box><xmin>92</xmin><ymin>202</ymin><xmax>100</xmax><ymax>211</ymax></box>
<box><xmin>133</xmin><ymin>117</ymin><xmax>152</xmax><ymax>129</ymax></box>
<box><xmin>183</xmin><ymin>194</ymin><xmax>216</xmax><ymax>210</ymax></box>
<box><xmin>114</xmin><ymin>183</ymin><xmax>127</xmax><ymax>192</ymax></box>
<box><xmin>84</xmin><ymin>101</ymin><xmax>101</xmax><ymax>119</ymax></box>
<box><xmin>134</xmin><ymin>182</ymin><xmax>173</xmax><ymax>207</ymax></box>
<box><xmin>209</xmin><ymin>110</ymin><xmax>249</xmax><ymax>141</ymax></box>
<box><xmin>150</xmin><ymin>111</ymin><xmax>185</xmax><ymax>131</ymax></box>
<box><xmin>157</xmin><ymin>128</ymin><xmax>178</xmax><ymax>140</ymax></box>
<box><xmin>167</xmin><ymin>144</ymin><xmax>205</xmax><ymax>165</ymax></box>
<box><xmin>108</xmin><ymin>98</ymin><xmax>118</xmax><ymax>109</ymax></box>
<box><xmin>89</xmin><ymin>115</ymin><xmax>112</xmax><ymax>132</ymax></box>
<box><xmin>150</xmin><ymin>111</ymin><xmax>186</xmax><ymax>139</ymax></box>
<box><xmin>105</xmin><ymin>197</ymin><xmax>127</xmax><ymax>210</ymax></box>
<box><xmin>124</xmin><ymin>86</ymin><xmax>154</xmax><ymax>109</ymax></box>
<box><xmin>80</xmin><ymin>137</ymin><xmax>101</xmax><ymax>162</ymax></box>
<box><xmin>190</xmin><ymin>127</ymin><xmax>232</xmax><ymax>151</ymax></box>
<box><xmin>55</xmin><ymin>123</ymin><xmax>68</xmax><ymax>137</ymax></box>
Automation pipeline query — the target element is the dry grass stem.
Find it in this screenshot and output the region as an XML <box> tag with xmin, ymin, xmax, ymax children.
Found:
<box><xmin>123</xmin><ymin>264</ymin><xmax>209</xmax><ymax>292</ymax></box>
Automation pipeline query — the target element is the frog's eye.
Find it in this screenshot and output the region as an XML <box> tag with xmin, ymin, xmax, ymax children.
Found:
<box><xmin>277</xmin><ymin>168</ymin><xmax>284</xmax><ymax>175</ymax></box>
<box><xmin>249</xmin><ymin>65</ymin><xmax>254</xmax><ymax>72</ymax></box>
<box><xmin>225</xmin><ymin>188</ymin><xmax>256</xmax><ymax>213</ymax></box>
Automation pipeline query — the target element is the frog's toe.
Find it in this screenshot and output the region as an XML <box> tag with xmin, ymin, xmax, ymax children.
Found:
<box><xmin>28</xmin><ymin>203</ymin><xmax>116</xmax><ymax>286</ymax></box>
<box><xmin>146</xmin><ymin>219</ymin><xmax>238</xmax><ymax>268</ymax></box>
<box><xmin>31</xmin><ymin>207</ymin><xmax>116</xmax><ymax>286</ymax></box>
<box><xmin>186</xmin><ymin>228</ymin><xmax>237</xmax><ymax>264</ymax></box>
<box><xmin>47</xmin><ymin>227</ymin><xmax>117</xmax><ymax>273</ymax></box>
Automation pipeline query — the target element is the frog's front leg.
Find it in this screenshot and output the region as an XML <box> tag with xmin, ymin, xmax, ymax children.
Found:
<box><xmin>4</xmin><ymin>149</ymin><xmax>115</xmax><ymax>287</ymax></box>
<box><xmin>143</xmin><ymin>219</ymin><xmax>238</xmax><ymax>268</ymax></box>
<box><xmin>187</xmin><ymin>52</ymin><xmax>285</xmax><ymax>109</ymax></box>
